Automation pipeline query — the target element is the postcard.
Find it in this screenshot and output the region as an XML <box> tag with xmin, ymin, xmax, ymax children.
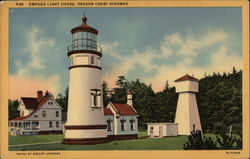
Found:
<box><xmin>0</xmin><ymin>0</ymin><xmax>249</xmax><ymax>159</ymax></box>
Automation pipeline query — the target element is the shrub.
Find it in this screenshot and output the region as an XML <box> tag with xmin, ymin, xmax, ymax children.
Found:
<box><xmin>183</xmin><ymin>130</ymin><xmax>218</xmax><ymax>150</ymax></box>
<box><xmin>216</xmin><ymin>133</ymin><xmax>242</xmax><ymax>150</ymax></box>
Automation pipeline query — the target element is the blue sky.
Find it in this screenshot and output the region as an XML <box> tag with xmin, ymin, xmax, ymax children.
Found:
<box><xmin>9</xmin><ymin>7</ymin><xmax>242</xmax><ymax>99</ymax></box>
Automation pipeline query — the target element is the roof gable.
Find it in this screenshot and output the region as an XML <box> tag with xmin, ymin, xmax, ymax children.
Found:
<box><xmin>111</xmin><ymin>103</ymin><xmax>138</xmax><ymax>116</ymax></box>
<box><xmin>174</xmin><ymin>74</ymin><xmax>199</xmax><ymax>82</ymax></box>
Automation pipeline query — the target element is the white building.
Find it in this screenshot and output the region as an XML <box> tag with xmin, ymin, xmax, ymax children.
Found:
<box><xmin>174</xmin><ymin>74</ymin><xmax>202</xmax><ymax>135</ymax></box>
<box><xmin>147</xmin><ymin>123</ymin><xmax>178</xmax><ymax>138</ymax></box>
<box><xmin>9</xmin><ymin>91</ymin><xmax>63</xmax><ymax>136</ymax></box>
<box><xmin>104</xmin><ymin>91</ymin><xmax>139</xmax><ymax>140</ymax></box>
<box><xmin>63</xmin><ymin>16</ymin><xmax>108</xmax><ymax>144</ymax></box>
<box><xmin>146</xmin><ymin>74</ymin><xmax>202</xmax><ymax>137</ymax></box>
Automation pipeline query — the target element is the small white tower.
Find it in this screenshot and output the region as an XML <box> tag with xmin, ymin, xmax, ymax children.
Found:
<box><xmin>63</xmin><ymin>16</ymin><xmax>108</xmax><ymax>144</ymax></box>
<box><xmin>174</xmin><ymin>74</ymin><xmax>202</xmax><ymax>135</ymax></box>
<box><xmin>127</xmin><ymin>90</ymin><xmax>133</xmax><ymax>107</ymax></box>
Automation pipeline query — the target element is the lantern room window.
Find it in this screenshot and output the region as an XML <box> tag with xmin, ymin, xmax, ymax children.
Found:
<box><xmin>71</xmin><ymin>32</ymin><xmax>97</xmax><ymax>51</ymax></box>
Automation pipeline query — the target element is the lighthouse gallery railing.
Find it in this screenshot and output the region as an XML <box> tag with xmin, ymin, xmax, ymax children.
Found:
<box><xmin>67</xmin><ymin>44</ymin><xmax>102</xmax><ymax>53</ymax></box>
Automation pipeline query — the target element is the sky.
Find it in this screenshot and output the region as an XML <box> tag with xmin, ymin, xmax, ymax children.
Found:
<box><xmin>9</xmin><ymin>7</ymin><xmax>242</xmax><ymax>100</ymax></box>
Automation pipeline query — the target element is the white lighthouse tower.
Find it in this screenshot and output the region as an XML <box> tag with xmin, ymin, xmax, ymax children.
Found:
<box><xmin>63</xmin><ymin>16</ymin><xmax>108</xmax><ymax>144</ymax></box>
<box><xmin>174</xmin><ymin>74</ymin><xmax>202</xmax><ymax>135</ymax></box>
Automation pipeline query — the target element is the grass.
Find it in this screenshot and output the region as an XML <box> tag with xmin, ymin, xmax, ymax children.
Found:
<box><xmin>9</xmin><ymin>134</ymin><xmax>63</xmax><ymax>145</ymax></box>
<box><xmin>9</xmin><ymin>131</ymin><xmax>189</xmax><ymax>151</ymax></box>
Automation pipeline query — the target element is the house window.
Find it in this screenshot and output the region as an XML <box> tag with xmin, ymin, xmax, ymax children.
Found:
<box><xmin>56</xmin><ymin>111</ymin><xmax>59</xmax><ymax>117</ymax></box>
<box><xmin>34</xmin><ymin>115</ymin><xmax>38</xmax><ymax>118</ymax></box>
<box><xmin>130</xmin><ymin>119</ymin><xmax>135</xmax><ymax>131</ymax></box>
<box><xmin>42</xmin><ymin>111</ymin><xmax>46</xmax><ymax>117</ymax></box>
<box><xmin>120</xmin><ymin>118</ymin><xmax>126</xmax><ymax>131</ymax></box>
<box><xmin>56</xmin><ymin>121</ymin><xmax>59</xmax><ymax>128</ymax></box>
<box><xmin>21</xmin><ymin>111</ymin><xmax>24</xmax><ymax>116</ymax></box>
<box><xmin>90</xmin><ymin>89</ymin><xmax>101</xmax><ymax>107</ymax></box>
<box><xmin>107</xmin><ymin>119</ymin><xmax>112</xmax><ymax>131</ymax></box>
<box><xmin>90</xmin><ymin>56</ymin><xmax>94</xmax><ymax>64</ymax></box>
<box><xmin>48</xmin><ymin>102</ymin><xmax>53</xmax><ymax>105</ymax></box>
<box><xmin>49</xmin><ymin>121</ymin><xmax>53</xmax><ymax>128</ymax></box>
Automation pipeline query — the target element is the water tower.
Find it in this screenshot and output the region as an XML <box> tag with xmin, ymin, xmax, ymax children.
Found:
<box><xmin>174</xmin><ymin>74</ymin><xmax>202</xmax><ymax>135</ymax></box>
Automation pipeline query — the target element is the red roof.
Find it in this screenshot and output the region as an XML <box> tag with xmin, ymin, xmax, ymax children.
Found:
<box><xmin>71</xmin><ymin>16</ymin><xmax>98</xmax><ymax>35</ymax></box>
<box><xmin>104</xmin><ymin>108</ymin><xmax>113</xmax><ymax>115</ymax></box>
<box><xmin>174</xmin><ymin>74</ymin><xmax>199</xmax><ymax>82</ymax></box>
<box><xmin>21</xmin><ymin>97</ymin><xmax>38</xmax><ymax>109</ymax></box>
<box><xmin>12</xmin><ymin>116</ymin><xmax>29</xmax><ymax>120</ymax></box>
<box><xmin>112</xmin><ymin>103</ymin><xmax>138</xmax><ymax>116</ymax></box>
<box><xmin>11</xmin><ymin>96</ymin><xmax>50</xmax><ymax>121</ymax></box>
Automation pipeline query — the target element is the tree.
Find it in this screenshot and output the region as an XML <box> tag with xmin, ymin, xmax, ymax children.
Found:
<box><xmin>102</xmin><ymin>81</ymin><xmax>110</xmax><ymax>107</ymax></box>
<box><xmin>8</xmin><ymin>99</ymin><xmax>19</xmax><ymax>120</ymax></box>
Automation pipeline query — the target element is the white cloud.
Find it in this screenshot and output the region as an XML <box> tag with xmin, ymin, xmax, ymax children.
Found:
<box><xmin>102</xmin><ymin>30</ymin><xmax>241</xmax><ymax>92</ymax></box>
<box><xmin>10</xmin><ymin>26</ymin><xmax>60</xmax><ymax>99</ymax></box>
<box><xmin>177</xmin><ymin>30</ymin><xmax>228</xmax><ymax>57</ymax></box>
<box><xmin>25</xmin><ymin>25</ymin><xmax>54</xmax><ymax>69</ymax></box>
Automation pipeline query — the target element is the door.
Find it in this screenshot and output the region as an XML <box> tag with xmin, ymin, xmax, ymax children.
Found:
<box><xmin>167</xmin><ymin>125</ymin><xmax>172</xmax><ymax>136</ymax></box>
<box><xmin>159</xmin><ymin>126</ymin><xmax>163</xmax><ymax>137</ymax></box>
<box><xmin>150</xmin><ymin>126</ymin><xmax>154</xmax><ymax>137</ymax></box>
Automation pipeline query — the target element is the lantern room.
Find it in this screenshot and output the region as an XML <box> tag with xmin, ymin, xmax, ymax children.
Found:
<box><xmin>67</xmin><ymin>16</ymin><xmax>101</xmax><ymax>52</ymax></box>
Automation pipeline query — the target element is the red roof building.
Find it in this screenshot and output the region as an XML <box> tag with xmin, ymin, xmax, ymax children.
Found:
<box><xmin>174</xmin><ymin>74</ymin><xmax>199</xmax><ymax>82</ymax></box>
<box><xmin>9</xmin><ymin>91</ymin><xmax>63</xmax><ymax>136</ymax></box>
<box><xmin>104</xmin><ymin>91</ymin><xmax>139</xmax><ymax>139</ymax></box>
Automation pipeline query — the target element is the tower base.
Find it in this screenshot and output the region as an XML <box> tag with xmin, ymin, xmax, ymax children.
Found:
<box><xmin>62</xmin><ymin>137</ymin><xmax>110</xmax><ymax>145</ymax></box>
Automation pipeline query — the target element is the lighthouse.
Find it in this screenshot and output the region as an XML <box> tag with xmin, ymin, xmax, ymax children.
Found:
<box><xmin>174</xmin><ymin>74</ymin><xmax>202</xmax><ymax>135</ymax></box>
<box><xmin>63</xmin><ymin>16</ymin><xmax>108</xmax><ymax>144</ymax></box>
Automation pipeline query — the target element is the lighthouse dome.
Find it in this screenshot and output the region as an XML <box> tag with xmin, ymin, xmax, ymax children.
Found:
<box><xmin>68</xmin><ymin>16</ymin><xmax>101</xmax><ymax>53</ymax></box>
<box><xmin>71</xmin><ymin>16</ymin><xmax>98</xmax><ymax>35</ymax></box>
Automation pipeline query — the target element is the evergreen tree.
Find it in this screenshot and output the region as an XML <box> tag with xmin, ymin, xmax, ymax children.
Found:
<box><xmin>8</xmin><ymin>99</ymin><xmax>19</xmax><ymax>120</ymax></box>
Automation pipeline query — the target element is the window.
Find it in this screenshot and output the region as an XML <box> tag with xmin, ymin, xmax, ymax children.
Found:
<box><xmin>107</xmin><ymin>119</ymin><xmax>112</xmax><ymax>131</ymax></box>
<box><xmin>120</xmin><ymin>119</ymin><xmax>126</xmax><ymax>131</ymax></box>
<box><xmin>49</xmin><ymin>121</ymin><xmax>53</xmax><ymax>128</ymax></box>
<box><xmin>130</xmin><ymin>119</ymin><xmax>135</xmax><ymax>131</ymax></box>
<box><xmin>90</xmin><ymin>89</ymin><xmax>101</xmax><ymax>107</ymax></box>
<box><xmin>34</xmin><ymin>115</ymin><xmax>38</xmax><ymax>118</ymax></box>
<box><xmin>90</xmin><ymin>56</ymin><xmax>94</xmax><ymax>64</ymax></box>
<box><xmin>48</xmin><ymin>102</ymin><xmax>53</xmax><ymax>105</ymax></box>
<box><xmin>193</xmin><ymin>124</ymin><xmax>195</xmax><ymax>131</ymax></box>
<box><xmin>42</xmin><ymin>111</ymin><xmax>46</xmax><ymax>117</ymax></box>
<box><xmin>56</xmin><ymin>122</ymin><xmax>59</xmax><ymax>128</ymax></box>
<box><xmin>70</xmin><ymin>56</ymin><xmax>74</xmax><ymax>65</ymax></box>
<box><xmin>56</xmin><ymin>111</ymin><xmax>59</xmax><ymax>117</ymax></box>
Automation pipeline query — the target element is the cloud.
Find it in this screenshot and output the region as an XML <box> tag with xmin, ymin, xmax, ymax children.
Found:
<box><xmin>24</xmin><ymin>26</ymin><xmax>54</xmax><ymax>69</ymax></box>
<box><xmin>9</xmin><ymin>26</ymin><xmax>60</xmax><ymax>100</ymax></box>
<box><xmin>102</xmin><ymin>30</ymin><xmax>241</xmax><ymax>92</ymax></box>
<box><xmin>177</xmin><ymin>30</ymin><xmax>228</xmax><ymax>57</ymax></box>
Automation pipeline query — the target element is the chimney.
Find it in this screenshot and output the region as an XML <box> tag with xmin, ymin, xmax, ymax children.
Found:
<box><xmin>127</xmin><ymin>90</ymin><xmax>133</xmax><ymax>107</ymax></box>
<box><xmin>37</xmin><ymin>90</ymin><xmax>43</xmax><ymax>103</ymax></box>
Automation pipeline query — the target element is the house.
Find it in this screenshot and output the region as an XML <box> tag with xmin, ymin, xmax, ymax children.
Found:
<box><xmin>147</xmin><ymin>123</ymin><xmax>178</xmax><ymax>138</ymax></box>
<box><xmin>104</xmin><ymin>91</ymin><xmax>139</xmax><ymax>140</ymax></box>
<box><xmin>9</xmin><ymin>91</ymin><xmax>63</xmax><ymax>136</ymax></box>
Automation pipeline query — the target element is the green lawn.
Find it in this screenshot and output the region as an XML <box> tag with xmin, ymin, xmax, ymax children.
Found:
<box><xmin>9</xmin><ymin>132</ymin><xmax>226</xmax><ymax>151</ymax></box>
<box><xmin>9</xmin><ymin>131</ymin><xmax>189</xmax><ymax>150</ymax></box>
<box><xmin>9</xmin><ymin>134</ymin><xmax>63</xmax><ymax>145</ymax></box>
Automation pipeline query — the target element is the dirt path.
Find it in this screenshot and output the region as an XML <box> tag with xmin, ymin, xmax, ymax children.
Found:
<box><xmin>9</xmin><ymin>141</ymin><xmax>61</xmax><ymax>147</ymax></box>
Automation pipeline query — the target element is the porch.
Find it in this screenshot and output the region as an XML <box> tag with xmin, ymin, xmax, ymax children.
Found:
<box><xmin>9</xmin><ymin>120</ymin><xmax>40</xmax><ymax>135</ymax></box>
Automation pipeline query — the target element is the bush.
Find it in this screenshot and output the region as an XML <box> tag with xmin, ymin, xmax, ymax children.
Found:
<box><xmin>183</xmin><ymin>130</ymin><xmax>242</xmax><ymax>150</ymax></box>
<box><xmin>183</xmin><ymin>130</ymin><xmax>218</xmax><ymax>150</ymax></box>
<box><xmin>216</xmin><ymin>133</ymin><xmax>242</xmax><ymax>150</ymax></box>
